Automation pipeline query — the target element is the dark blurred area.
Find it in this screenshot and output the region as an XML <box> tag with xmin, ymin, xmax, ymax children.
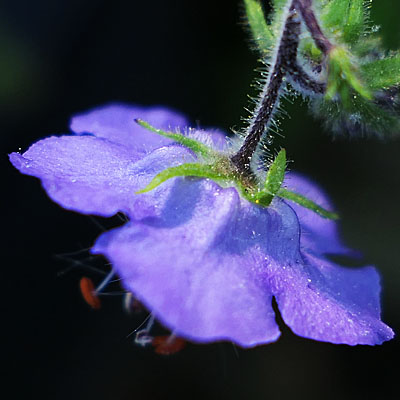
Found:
<box><xmin>2</xmin><ymin>1</ymin><xmax>400</xmax><ymax>399</ymax></box>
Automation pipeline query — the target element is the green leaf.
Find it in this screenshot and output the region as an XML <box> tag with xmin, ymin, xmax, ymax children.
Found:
<box><xmin>265</xmin><ymin>148</ymin><xmax>286</xmax><ymax>196</ymax></box>
<box><xmin>243</xmin><ymin>0</ymin><xmax>292</xmax><ymax>57</ymax></box>
<box><xmin>345</xmin><ymin>0</ymin><xmax>365</xmax><ymax>43</ymax></box>
<box><xmin>136</xmin><ymin>163</ymin><xmax>229</xmax><ymax>194</ymax></box>
<box><xmin>271</xmin><ymin>0</ymin><xmax>287</xmax><ymax>7</ymax></box>
<box><xmin>323</xmin><ymin>0</ymin><xmax>350</xmax><ymax>32</ymax></box>
<box><xmin>269</xmin><ymin>0</ymin><xmax>291</xmax><ymax>32</ymax></box>
<box><xmin>135</xmin><ymin>119</ymin><xmax>215</xmax><ymax>159</ymax></box>
<box><xmin>322</xmin><ymin>0</ymin><xmax>366</xmax><ymax>44</ymax></box>
<box><xmin>244</xmin><ymin>0</ymin><xmax>274</xmax><ymax>55</ymax></box>
<box><xmin>277</xmin><ymin>188</ymin><xmax>339</xmax><ymax>220</ymax></box>
<box><xmin>361</xmin><ymin>54</ymin><xmax>400</xmax><ymax>90</ymax></box>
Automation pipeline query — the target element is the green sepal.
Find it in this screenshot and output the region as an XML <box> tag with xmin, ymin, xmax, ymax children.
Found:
<box><xmin>247</xmin><ymin>190</ymin><xmax>274</xmax><ymax>207</ymax></box>
<box><xmin>326</xmin><ymin>46</ymin><xmax>372</xmax><ymax>108</ymax></box>
<box><xmin>238</xmin><ymin>149</ymin><xmax>287</xmax><ymax>208</ymax></box>
<box><xmin>277</xmin><ymin>188</ymin><xmax>339</xmax><ymax>220</ymax></box>
<box><xmin>361</xmin><ymin>53</ymin><xmax>400</xmax><ymax>91</ymax></box>
<box><xmin>265</xmin><ymin>148</ymin><xmax>286</xmax><ymax>196</ymax></box>
<box><xmin>136</xmin><ymin>156</ymin><xmax>340</xmax><ymax>220</ymax></box>
<box><xmin>135</xmin><ymin>163</ymin><xmax>229</xmax><ymax>194</ymax></box>
<box><xmin>243</xmin><ymin>0</ymin><xmax>274</xmax><ymax>55</ymax></box>
<box><xmin>135</xmin><ymin>119</ymin><xmax>215</xmax><ymax>159</ymax></box>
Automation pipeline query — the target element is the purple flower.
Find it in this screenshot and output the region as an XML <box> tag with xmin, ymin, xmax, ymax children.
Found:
<box><xmin>10</xmin><ymin>104</ymin><xmax>394</xmax><ymax>347</ymax></box>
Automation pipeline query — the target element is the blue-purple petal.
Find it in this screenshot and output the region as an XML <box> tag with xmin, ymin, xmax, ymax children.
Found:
<box><xmin>70</xmin><ymin>103</ymin><xmax>188</xmax><ymax>154</ymax></box>
<box><xmin>10</xmin><ymin>135</ymin><xmax>194</xmax><ymax>218</ymax></box>
<box><xmin>284</xmin><ymin>172</ymin><xmax>357</xmax><ymax>256</ymax></box>
<box><xmin>93</xmin><ymin>178</ymin><xmax>393</xmax><ymax>346</ymax></box>
<box><xmin>274</xmin><ymin>252</ymin><xmax>394</xmax><ymax>345</ymax></box>
<box><xmin>10</xmin><ymin>103</ymin><xmax>393</xmax><ymax>347</ymax></box>
<box><xmin>93</xmin><ymin>179</ymin><xmax>287</xmax><ymax>347</ymax></box>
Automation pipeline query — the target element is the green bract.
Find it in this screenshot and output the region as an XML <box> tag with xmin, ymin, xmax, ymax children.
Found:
<box><xmin>136</xmin><ymin>121</ymin><xmax>338</xmax><ymax>219</ymax></box>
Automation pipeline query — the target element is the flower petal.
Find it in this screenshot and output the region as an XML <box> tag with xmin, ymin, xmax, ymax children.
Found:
<box><xmin>92</xmin><ymin>179</ymin><xmax>301</xmax><ymax>347</ymax></box>
<box><xmin>189</xmin><ymin>128</ymin><xmax>229</xmax><ymax>151</ymax></box>
<box><xmin>273</xmin><ymin>252</ymin><xmax>394</xmax><ymax>345</ymax></box>
<box><xmin>93</xmin><ymin>178</ymin><xmax>393</xmax><ymax>346</ymax></box>
<box><xmin>70</xmin><ymin>103</ymin><xmax>188</xmax><ymax>154</ymax></box>
<box><xmin>284</xmin><ymin>172</ymin><xmax>355</xmax><ymax>256</ymax></box>
<box><xmin>9</xmin><ymin>135</ymin><xmax>194</xmax><ymax>218</ymax></box>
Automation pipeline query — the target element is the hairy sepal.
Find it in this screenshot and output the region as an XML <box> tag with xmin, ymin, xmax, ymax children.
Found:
<box><xmin>135</xmin><ymin>119</ymin><xmax>215</xmax><ymax>159</ymax></box>
<box><xmin>242</xmin><ymin>148</ymin><xmax>287</xmax><ymax>207</ymax></box>
<box><xmin>136</xmin><ymin>147</ymin><xmax>334</xmax><ymax>219</ymax></box>
<box><xmin>136</xmin><ymin>163</ymin><xmax>231</xmax><ymax>194</ymax></box>
<box><xmin>265</xmin><ymin>148</ymin><xmax>286</xmax><ymax>196</ymax></box>
<box><xmin>277</xmin><ymin>188</ymin><xmax>339</xmax><ymax>220</ymax></box>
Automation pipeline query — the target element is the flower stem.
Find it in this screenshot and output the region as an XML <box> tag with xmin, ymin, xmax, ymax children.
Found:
<box><xmin>294</xmin><ymin>0</ymin><xmax>333</xmax><ymax>54</ymax></box>
<box><xmin>231</xmin><ymin>2</ymin><xmax>300</xmax><ymax>174</ymax></box>
<box><xmin>231</xmin><ymin>0</ymin><xmax>332</xmax><ymax>174</ymax></box>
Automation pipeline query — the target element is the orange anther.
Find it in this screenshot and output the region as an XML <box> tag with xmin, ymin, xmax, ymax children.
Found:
<box><xmin>79</xmin><ymin>277</ymin><xmax>101</xmax><ymax>310</ymax></box>
<box><xmin>152</xmin><ymin>335</ymin><xmax>186</xmax><ymax>355</ymax></box>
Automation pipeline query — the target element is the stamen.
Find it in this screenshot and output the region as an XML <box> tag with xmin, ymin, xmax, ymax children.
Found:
<box><xmin>79</xmin><ymin>269</ymin><xmax>115</xmax><ymax>309</ymax></box>
<box><xmin>95</xmin><ymin>268</ymin><xmax>115</xmax><ymax>293</ymax></box>
<box><xmin>79</xmin><ymin>277</ymin><xmax>101</xmax><ymax>310</ymax></box>
<box><xmin>123</xmin><ymin>292</ymin><xmax>144</xmax><ymax>314</ymax></box>
<box><xmin>152</xmin><ymin>335</ymin><xmax>186</xmax><ymax>355</ymax></box>
<box><xmin>134</xmin><ymin>314</ymin><xmax>155</xmax><ymax>346</ymax></box>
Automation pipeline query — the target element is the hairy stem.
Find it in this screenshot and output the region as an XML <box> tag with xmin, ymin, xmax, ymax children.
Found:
<box><xmin>294</xmin><ymin>0</ymin><xmax>333</xmax><ymax>54</ymax></box>
<box><xmin>287</xmin><ymin>62</ymin><xmax>326</xmax><ymax>94</ymax></box>
<box><xmin>231</xmin><ymin>0</ymin><xmax>332</xmax><ymax>174</ymax></box>
<box><xmin>231</xmin><ymin>2</ymin><xmax>300</xmax><ymax>173</ymax></box>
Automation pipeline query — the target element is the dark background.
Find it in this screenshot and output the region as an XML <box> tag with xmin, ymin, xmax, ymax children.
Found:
<box><xmin>2</xmin><ymin>1</ymin><xmax>400</xmax><ymax>399</ymax></box>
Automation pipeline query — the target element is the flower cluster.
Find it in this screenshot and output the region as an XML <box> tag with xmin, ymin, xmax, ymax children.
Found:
<box><xmin>10</xmin><ymin>0</ymin><xmax>397</xmax><ymax>349</ymax></box>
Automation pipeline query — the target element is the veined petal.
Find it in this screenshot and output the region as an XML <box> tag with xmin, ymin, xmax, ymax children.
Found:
<box><xmin>93</xmin><ymin>178</ymin><xmax>392</xmax><ymax>347</ymax></box>
<box><xmin>284</xmin><ymin>172</ymin><xmax>355</xmax><ymax>256</ymax></box>
<box><xmin>10</xmin><ymin>135</ymin><xmax>194</xmax><ymax>218</ymax></box>
<box><xmin>70</xmin><ymin>104</ymin><xmax>188</xmax><ymax>154</ymax></box>
<box><xmin>273</xmin><ymin>252</ymin><xmax>394</xmax><ymax>345</ymax></box>
<box><xmin>92</xmin><ymin>180</ymin><xmax>300</xmax><ymax>347</ymax></box>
